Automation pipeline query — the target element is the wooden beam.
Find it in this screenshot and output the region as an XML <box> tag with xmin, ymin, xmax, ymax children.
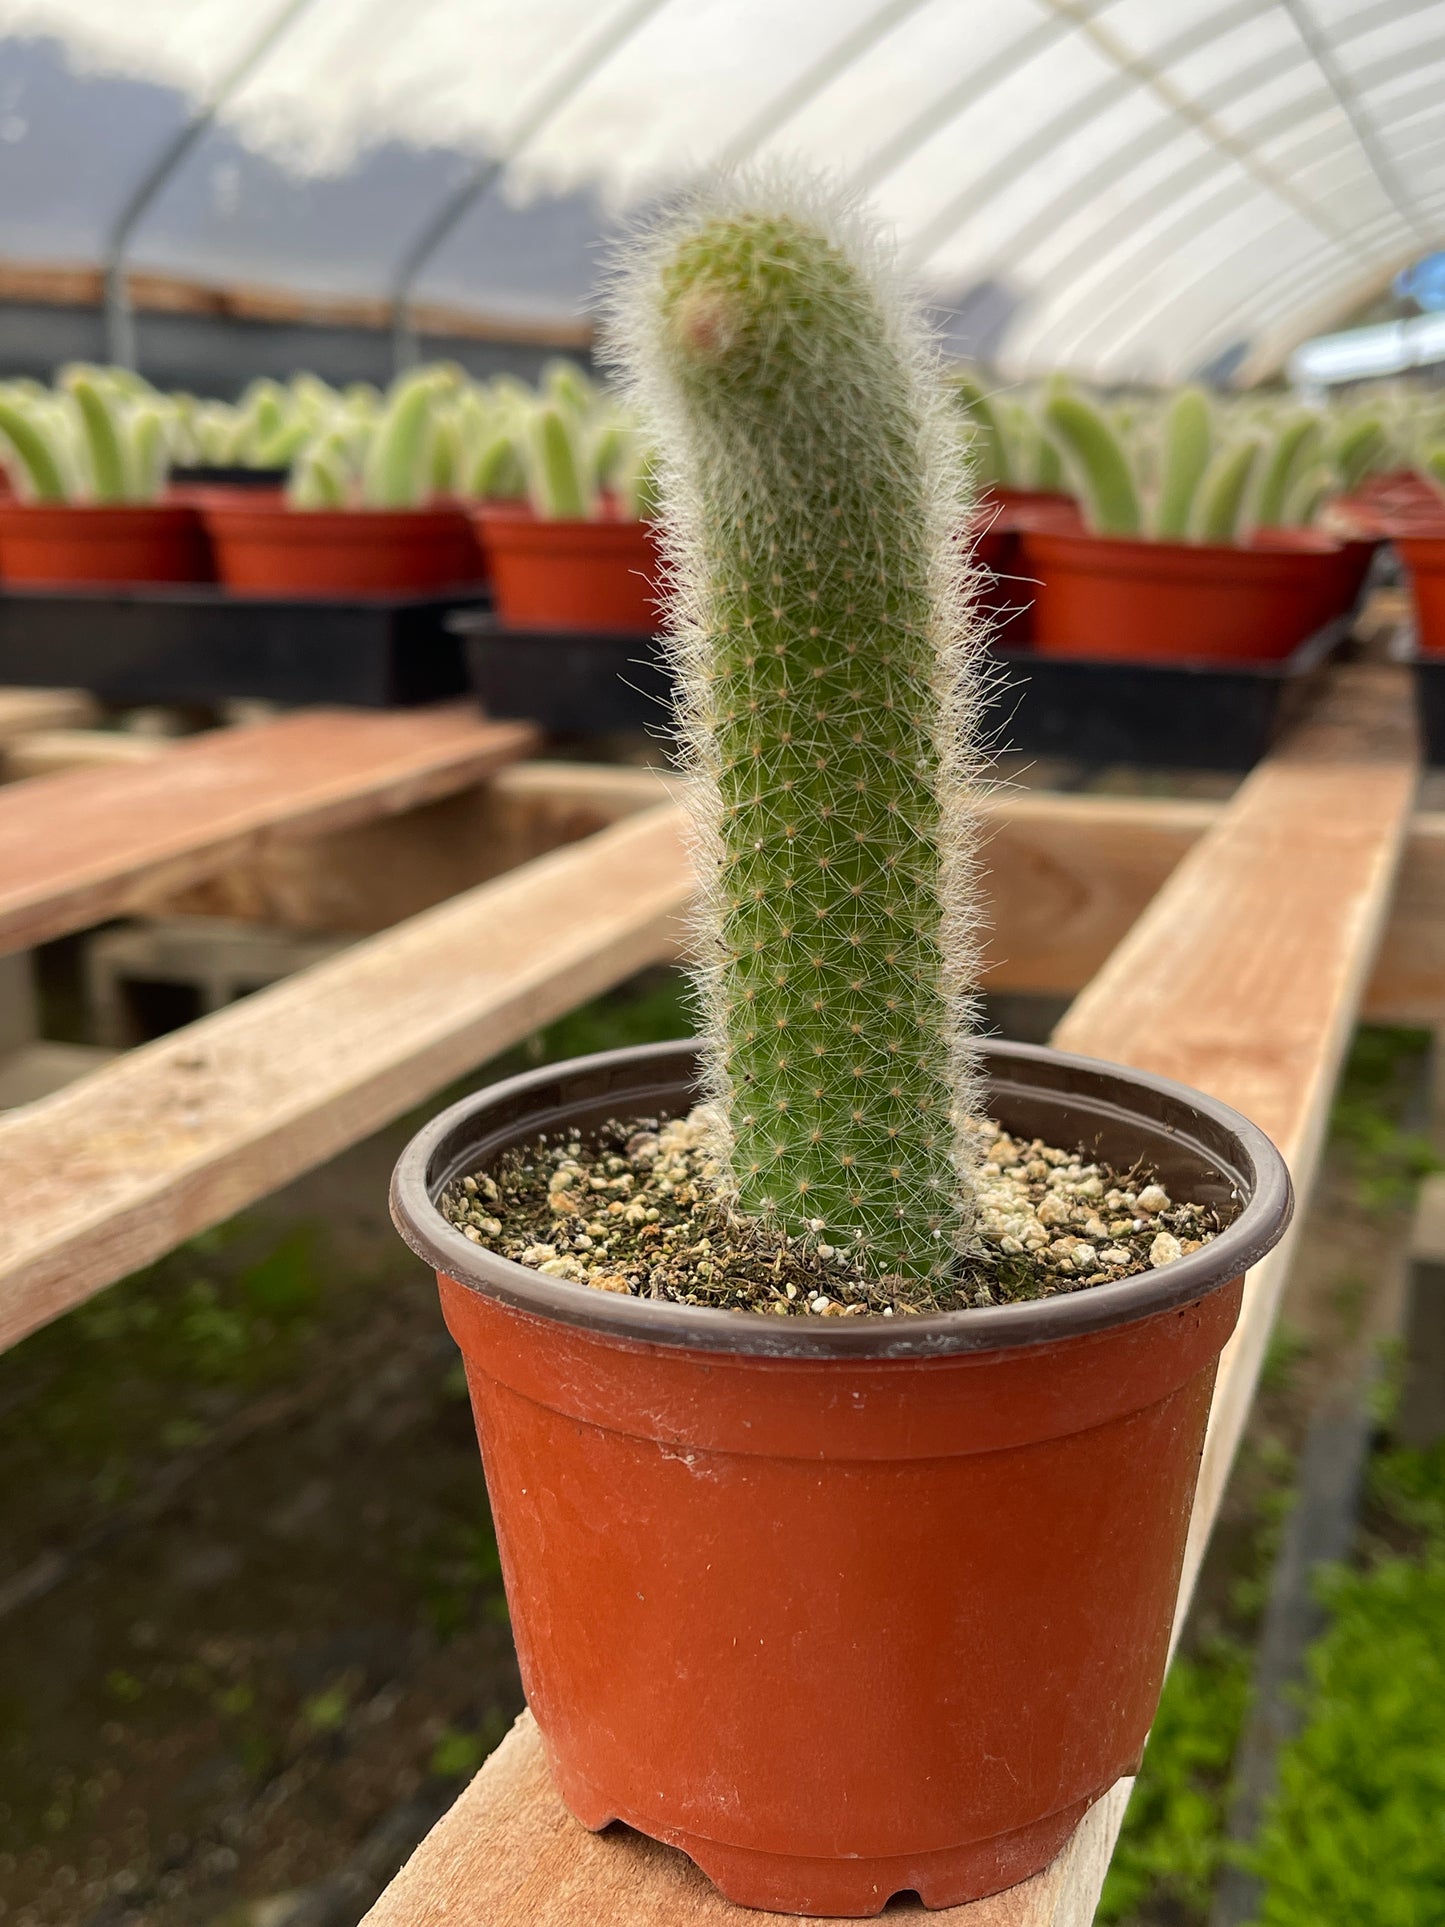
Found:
<box><xmin>139</xmin><ymin>771</ymin><xmax>1445</xmax><ymax>1026</ymax></box>
<box><xmin>0</xmin><ymin>803</ymin><xmax>689</xmax><ymax>1354</ymax></box>
<box><xmin>3</xmin><ymin>728</ymin><xmax>171</xmax><ymax>781</ymax></box>
<box><xmin>0</xmin><ymin>687</ymin><xmax>98</xmax><ymax>747</ymax></box>
<box><xmin>140</xmin><ymin>762</ymin><xmax>673</xmax><ymax>932</ymax></box>
<box><xmin>357</xmin><ymin>664</ymin><xmax>1418</xmax><ymax>1927</ymax></box>
<box><xmin>0</xmin><ymin>706</ymin><xmax>537</xmax><ymax>956</ymax></box>
<box><xmin>0</xmin><ymin>256</ymin><xmax>594</xmax><ymax>349</ymax></box>
<box><xmin>981</xmin><ymin>792</ymin><xmax>1216</xmax><ymax>1000</ymax></box>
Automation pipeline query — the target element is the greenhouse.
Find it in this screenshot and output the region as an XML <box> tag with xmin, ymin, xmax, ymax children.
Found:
<box><xmin>0</xmin><ymin>3</ymin><xmax>1442</xmax><ymax>1925</ymax></box>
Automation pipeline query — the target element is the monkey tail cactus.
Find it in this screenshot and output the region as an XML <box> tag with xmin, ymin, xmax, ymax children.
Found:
<box><xmin>609</xmin><ymin>179</ymin><xmax>988</xmax><ymax>1284</ymax></box>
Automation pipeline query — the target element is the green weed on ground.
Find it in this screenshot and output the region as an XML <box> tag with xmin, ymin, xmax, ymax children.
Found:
<box><xmin>1245</xmin><ymin>1439</ymin><xmax>1445</xmax><ymax>1925</ymax></box>
<box><xmin>1329</xmin><ymin>1025</ymin><xmax>1440</xmax><ymax>1212</ymax></box>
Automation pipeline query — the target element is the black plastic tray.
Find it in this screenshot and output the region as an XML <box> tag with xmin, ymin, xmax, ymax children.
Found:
<box><xmin>989</xmin><ymin>620</ymin><xmax>1348</xmax><ymax>770</ymax></box>
<box><xmin>460</xmin><ymin>613</ymin><xmax>1347</xmax><ymax>769</ymax></box>
<box><xmin>0</xmin><ymin>584</ymin><xmax>482</xmax><ymax>707</ymax></box>
<box><xmin>1403</xmin><ymin>634</ymin><xmax>1445</xmax><ymax>766</ymax></box>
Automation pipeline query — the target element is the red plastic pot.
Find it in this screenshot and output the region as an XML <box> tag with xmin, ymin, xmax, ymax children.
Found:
<box><xmin>982</xmin><ymin>486</ymin><xmax>1080</xmax><ymax>531</ymax></box>
<box><xmin>201</xmin><ymin>494</ymin><xmax>483</xmax><ymax>597</ymax></box>
<box><xmin>1399</xmin><ymin>534</ymin><xmax>1445</xmax><ymax>654</ymax></box>
<box><xmin>1020</xmin><ymin>525</ymin><xmax>1344</xmax><ymax>663</ymax></box>
<box><xmin>392</xmin><ymin>1039</ymin><xmax>1291</xmax><ymax>1916</ymax></box>
<box><xmin>473</xmin><ymin>505</ymin><xmax>660</xmax><ymax>632</ymax></box>
<box><xmin>969</xmin><ymin>496</ymin><xmax>1082</xmax><ymax>648</ymax></box>
<box><xmin>0</xmin><ymin>499</ymin><xmax>211</xmax><ymax>585</ymax></box>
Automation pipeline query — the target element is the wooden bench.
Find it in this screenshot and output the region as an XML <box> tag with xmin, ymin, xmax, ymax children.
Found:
<box><xmin>0</xmin><ymin>702</ymin><xmax>537</xmax><ymax>954</ymax></box>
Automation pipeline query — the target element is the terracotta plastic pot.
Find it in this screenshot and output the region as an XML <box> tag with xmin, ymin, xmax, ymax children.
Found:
<box><xmin>473</xmin><ymin>505</ymin><xmax>660</xmax><ymax>632</ymax></box>
<box><xmin>969</xmin><ymin>496</ymin><xmax>1082</xmax><ymax>648</ymax></box>
<box><xmin>982</xmin><ymin>486</ymin><xmax>1080</xmax><ymax>531</ymax></box>
<box><xmin>392</xmin><ymin>1038</ymin><xmax>1291</xmax><ymax>1916</ymax></box>
<box><xmin>1399</xmin><ymin>535</ymin><xmax>1445</xmax><ymax>654</ymax></box>
<box><xmin>1020</xmin><ymin>525</ymin><xmax>1344</xmax><ymax>663</ymax></box>
<box><xmin>201</xmin><ymin>494</ymin><xmax>483</xmax><ymax>597</ymax></box>
<box><xmin>0</xmin><ymin>499</ymin><xmax>212</xmax><ymax>585</ymax></box>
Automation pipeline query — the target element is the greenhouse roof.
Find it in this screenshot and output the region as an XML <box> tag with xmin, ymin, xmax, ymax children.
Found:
<box><xmin>0</xmin><ymin>0</ymin><xmax>1442</xmax><ymax>382</ymax></box>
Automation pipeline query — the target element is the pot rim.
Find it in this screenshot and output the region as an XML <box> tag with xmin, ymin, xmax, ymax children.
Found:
<box><xmin>391</xmin><ymin>1038</ymin><xmax>1292</xmax><ymax>1360</ymax></box>
<box><xmin>199</xmin><ymin>498</ymin><xmax>469</xmax><ymax>528</ymax></box>
<box><xmin>472</xmin><ymin>503</ymin><xmax>655</xmax><ymax>537</ymax></box>
<box><xmin>1019</xmin><ymin>526</ymin><xmax>1342</xmax><ymax>568</ymax></box>
<box><xmin>0</xmin><ymin>498</ymin><xmax>199</xmax><ymax>523</ymax></box>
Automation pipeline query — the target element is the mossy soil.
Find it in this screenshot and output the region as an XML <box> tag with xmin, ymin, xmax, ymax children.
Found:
<box><xmin>0</xmin><ymin>992</ymin><xmax>1432</xmax><ymax>1927</ymax></box>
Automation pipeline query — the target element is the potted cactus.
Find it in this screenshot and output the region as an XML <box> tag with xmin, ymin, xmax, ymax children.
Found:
<box><xmin>951</xmin><ymin>372</ymin><xmax>1079</xmax><ymax>644</ymax></box>
<box><xmin>170</xmin><ymin>374</ymin><xmax>361</xmax><ymax>491</ymax></box>
<box><xmin>952</xmin><ymin>369</ymin><xmax>1076</xmax><ymax>531</ymax></box>
<box><xmin>469</xmin><ymin>364</ymin><xmax>660</xmax><ymax>633</ymax></box>
<box><xmin>390</xmin><ymin>181</ymin><xmax>1292</xmax><ymax>1915</ymax></box>
<box><xmin>1396</xmin><ymin>444</ymin><xmax>1445</xmax><ymax>654</ymax></box>
<box><xmin>1018</xmin><ymin>388</ymin><xmax>1349</xmax><ymax>661</ymax></box>
<box><xmin>0</xmin><ymin>368</ymin><xmax>211</xmax><ymax>584</ymax></box>
<box><xmin>200</xmin><ymin>369</ymin><xmax>482</xmax><ymax>596</ymax></box>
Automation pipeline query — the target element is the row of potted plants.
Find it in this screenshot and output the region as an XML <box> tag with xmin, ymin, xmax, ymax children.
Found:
<box><xmin>3</xmin><ymin>357</ymin><xmax>1442</xmax><ymax>659</ymax></box>
<box><xmin>0</xmin><ymin>362</ymin><xmax>660</xmax><ymax>621</ymax></box>
<box><xmin>952</xmin><ymin>374</ymin><xmax>1445</xmax><ymax>662</ymax></box>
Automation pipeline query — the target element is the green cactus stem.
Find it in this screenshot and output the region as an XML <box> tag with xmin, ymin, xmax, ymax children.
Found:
<box><xmin>1154</xmin><ymin>387</ymin><xmax>1213</xmax><ymax>540</ymax></box>
<box><xmin>1043</xmin><ymin>391</ymin><xmax>1143</xmax><ymax>535</ymax></box>
<box><xmin>126</xmin><ymin>402</ymin><xmax>168</xmax><ymax>502</ymax></box>
<box><xmin>524</xmin><ymin>401</ymin><xmax>595</xmax><ymax>520</ymax></box>
<box><xmin>1253</xmin><ymin>411</ymin><xmax>1323</xmax><ymax>528</ymax></box>
<box><xmin>1330</xmin><ymin>414</ymin><xmax>1388</xmax><ymax>493</ymax></box>
<box><xmin>611</xmin><ymin>183</ymin><xmax>986</xmax><ymax>1283</ymax></box>
<box><xmin>0</xmin><ymin>394</ymin><xmax>68</xmax><ymax>501</ymax></box>
<box><xmin>952</xmin><ymin>370</ymin><xmax>1009</xmax><ymax>488</ymax></box>
<box><xmin>1191</xmin><ymin>435</ymin><xmax>1263</xmax><ymax>545</ymax></box>
<box><xmin>468</xmin><ymin>423</ymin><xmax>527</xmax><ymax>500</ymax></box>
<box><xmin>287</xmin><ymin>429</ymin><xmax>351</xmax><ymax>509</ymax></box>
<box><xmin>1279</xmin><ymin>463</ymin><xmax>1332</xmax><ymax>529</ymax></box>
<box><xmin>361</xmin><ymin>372</ymin><xmax>441</xmax><ymax>509</ymax></box>
<box><xmin>66</xmin><ymin>371</ymin><xmax>128</xmax><ymax>503</ymax></box>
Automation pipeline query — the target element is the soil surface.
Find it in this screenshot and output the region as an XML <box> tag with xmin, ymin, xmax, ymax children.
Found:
<box><xmin>457</xmin><ymin>1104</ymin><xmax>1219</xmax><ymax>1314</ymax></box>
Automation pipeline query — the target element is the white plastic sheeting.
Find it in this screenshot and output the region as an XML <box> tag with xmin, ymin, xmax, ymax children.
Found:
<box><xmin>0</xmin><ymin>0</ymin><xmax>1442</xmax><ymax>380</ymax></box>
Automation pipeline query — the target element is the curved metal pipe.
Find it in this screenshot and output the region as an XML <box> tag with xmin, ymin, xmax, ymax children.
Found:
<box><xmin>968</xmin><ymin>0</ymin><xmax>1438</xmax><ymax>370</ymax></box>
<box><xmin>714</xmin><ymin>0</ymin><xmax>935</xmax><ymax>175</ymax></box>
<box><xmin>1279</xmin><ymin>0</ymin><xmax>1434</xmax><ymax>244</ymax></box>
<box><xmin>1033</xmin><ymin>64</ymin><xmax>1444</xmax><ymax>373</ymax></box>
<box><xmin>389</xmin><ymin>0</ymin><xmax>670</xmax><ymax>371</ymax></box>
<box><xmin>902</xmin><ymin>0</ymin><xmax>1363</xmax><ymax>273</ymax></box>
<box><xmin>1017</xmin><ymin>51</ymin><xmax>1445</xmax><ymax>375</ymax></box>
<box><xmin>102</xmin><ymin>0</ymin><xmax>319</xmax><ymax>369</ymax></box>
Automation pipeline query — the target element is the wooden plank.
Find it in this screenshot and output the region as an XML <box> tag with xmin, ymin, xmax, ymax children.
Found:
<box><xmin>0</xmin><ymin>256</ymin><xmax>594</xmax><ymax>348</ymax></box>
<box><xmin>139</xmin><ymin>762</ymin><xmax>673</xmax><ymax>932</ymax></box>
<box><xmin>0</xmin><ymin>706</ymin><xmax>537</xmax><ymax>955</ymax></box>
<box><xmin>359</xmin><ymin>663</ymin><xmax>1418</xmax><ymax>1927</ymax></box>
<box><xmin>983</xmin><ymin>793</ymin><xmax>1445</xmax><ymax>1027</ymax></box>
<box><xmin>0</xmin><ymin>802</ymin><xmax>689</xmax><ymax>1353</ymax></box>
<box><xmin>4</xmin><ymin>728</ymin><xmax>171</xmax><ymax>780</ymax></box>
<box><xmin>981</xmin><ymin>793</ymin><xmax>1215</xmax><ymax>999</ymax></box>
<box><xmin>128</xmin><ymin>767</ymin><xmax>1445</xmax><ymax>1023</ymax></box>
<box><xmin>1365</xmin><ymin>812</ymin><xmax>1445</xmax><ymax>1023</ymax></box>
<box><xmin>0</xmin><ymin>687</ymin><xmax>98</xmax><ymax>746</ymax></box>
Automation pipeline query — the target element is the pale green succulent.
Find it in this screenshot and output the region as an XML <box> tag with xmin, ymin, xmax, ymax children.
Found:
<box><xmin>1042</xmin><ymin>388</ymin><xmax>1325</xmax><ymax>543</ymax></box>
<box><xmin>0</xmin><ymin>365</ymin><xmax>171</xmax><ymax>504</ymax></box>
